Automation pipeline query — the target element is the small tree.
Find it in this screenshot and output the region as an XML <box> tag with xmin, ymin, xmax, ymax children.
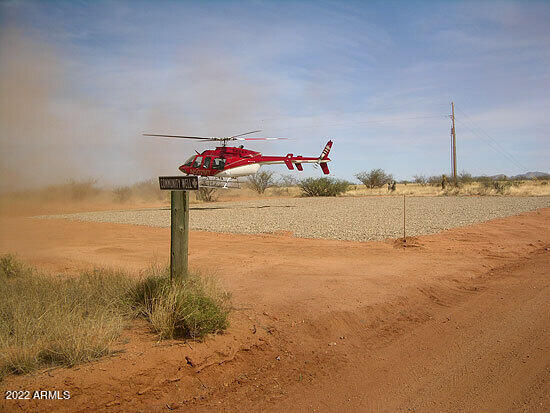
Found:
<box><xmin>413</xmin><ymin>175</ymin><xmax>427</xmax><ymax>186</ymax></box>
<box><xmin>277</xmin><ymin>174</ymin><xmax>298</xmax><ymax>188</ymax></box>
<box><xmin>355</xmin><ymin>169</ymin><xmax>393</xmax><ymax>188</ymax></box>
<box><xmin>196</xmin><ymin>187</ymin><xmax>217</xmax><ymax>202</ymax></box>
<box><xmin>299</xmin><ymin>177</ymin><xmax>350</xmax><ymax>197</ymax></box>
<box><xmin>247</xmin><ymin>171</ymin><xmax>275</xmax><ymax>194</ymax></box>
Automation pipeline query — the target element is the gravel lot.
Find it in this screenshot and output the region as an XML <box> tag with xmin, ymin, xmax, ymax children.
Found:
<box><xmin>39</xmin><ymin>196</ymin><xmax>550</xmax><ymax>242</ymax></box>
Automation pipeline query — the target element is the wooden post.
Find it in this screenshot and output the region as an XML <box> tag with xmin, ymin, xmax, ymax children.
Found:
<box><xmin>170</xmin><ymin>190</ymin><xmax>189</xmax><ymax>281</ymax></box>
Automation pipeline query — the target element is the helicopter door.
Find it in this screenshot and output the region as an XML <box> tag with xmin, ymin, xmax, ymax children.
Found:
<box><xmin>212</xmin><ymin>158</ymin><xmax>226</xmax><ymax>170</ymax></box>
<box><xmin>203</xmin><ymin>157</ymin><xmax>211</xmax><ymax>169</ymax></box>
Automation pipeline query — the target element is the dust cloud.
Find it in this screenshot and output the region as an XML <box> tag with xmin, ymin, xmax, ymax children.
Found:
<box><xmin>0</xmin><ymin>26</ymin><xmax>117</xmax><ymax>191</ymax></box>
<box><xmin>0</xmin><ymin>25</ymin><xmax>279</xmax><ymax>192</ymax></box>
<box><xmin>137</xmin><ymin>51</ymin><xmax>278</xmax><ymax>174</ymax></box>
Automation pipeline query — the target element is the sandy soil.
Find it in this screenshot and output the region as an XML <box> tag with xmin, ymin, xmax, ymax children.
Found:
<box><xmin>0</xmin><ymin>203</ymin><xmax>549</xmax><ymax>412</ymax></box>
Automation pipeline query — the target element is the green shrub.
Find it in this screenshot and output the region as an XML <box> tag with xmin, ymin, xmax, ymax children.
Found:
<box><xmin>144</xmin><ymin>274</ymin><xmax>230</xmax><ymax>339</ymax></box>
<box><xmin>355</xmin><ymin>169</ymin><xmax>393</xmax><ymax>188</ymax></box>
<box><xmin>298</xmin><ymin>177</ymin><xmax>350</xmax><ymax>197</ymax></box>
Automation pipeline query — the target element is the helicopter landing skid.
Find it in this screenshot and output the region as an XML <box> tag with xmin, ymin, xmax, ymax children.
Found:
<box><xmin>198</xmin><ymin>176</ymin><xmax>242</xmax><ymax>189</ymax></box>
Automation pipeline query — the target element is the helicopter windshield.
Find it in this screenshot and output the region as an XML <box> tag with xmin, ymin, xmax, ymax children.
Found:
<box><xmin>193</xmin><ymin>156</ymin><xmax>203</xmax><ymax>167</ymax></box>
<box><xmin>183</xmin><ymin>156</ymin><xmax>195</xmax><ymax>166</ymax></box>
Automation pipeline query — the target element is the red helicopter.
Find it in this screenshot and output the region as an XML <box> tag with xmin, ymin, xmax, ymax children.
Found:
<box><xmin>143</xmin><ymin>130</ymin><xmax>332</xmax><ymax>187</ymax></box>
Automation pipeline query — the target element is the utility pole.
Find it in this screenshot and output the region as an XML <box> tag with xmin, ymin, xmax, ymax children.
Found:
<box><xmin>450</xmin><ymin>101</ymin><xmax>457</xmax><ymax>185</ymax></box>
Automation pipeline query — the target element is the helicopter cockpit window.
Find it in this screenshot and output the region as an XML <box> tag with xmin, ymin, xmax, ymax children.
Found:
<box><xmin>184</xmin><ymin>156</ymin><xmax>195</xmax><ymax>166</ymax></box>
<box><xmin>203</xmin><ymin>157</ymin><xmax>211</xmax><ymax>169</ymax></box>
<box><xmin>193</xmin><ymin>156</ymin><xmax>203</xmax><ymax>168</ymax></box>
<box><xmin>213</xmin><ymin>158</ymin><xmax>226</xmax><ymax>170</ymax></box>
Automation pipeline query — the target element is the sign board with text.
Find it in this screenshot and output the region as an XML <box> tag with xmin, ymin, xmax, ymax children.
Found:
<box><xmin>159</xmin><ymin>176</ymin><xmax>199</xmax><ymax>191</ymax></box>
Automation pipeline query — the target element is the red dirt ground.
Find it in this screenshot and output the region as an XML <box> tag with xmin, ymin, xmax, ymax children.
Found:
<box><xmin>0</xmin><ymin>204</ymin><xmax>549</xmax><ymax>412</ymax></box>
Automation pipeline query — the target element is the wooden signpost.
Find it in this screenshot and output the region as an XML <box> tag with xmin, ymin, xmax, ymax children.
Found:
<box><xmin>159</xmin><ymin>176</ymin><xmax>199</xmax><ymax>281</ymax></box>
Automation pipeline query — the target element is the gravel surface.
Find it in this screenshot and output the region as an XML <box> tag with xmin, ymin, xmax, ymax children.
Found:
<box><xmin>38</xmin><ymin>196</ymin><xmax>550</xmax><ymax>242</ymax></box>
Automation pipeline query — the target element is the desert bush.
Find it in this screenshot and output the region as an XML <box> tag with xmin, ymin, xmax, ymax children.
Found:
<box><xmin>112</xmin><ymin>185</ymin><xmax>132</xmax><ymax>203</ymax></box>
<box><xmin>427</xmin><ymin>175</ymin><xmax>443</xmax><ymax>186</ymax></box>
<box><xmin>298</xmin><ymin>177</ymin><xmax>350</xmax><ymax>197</ymax></box>
<box><xmin>474</xmin><ymin>178</ymin><xmax>512</xmax><ymax>195</ymax></box>
<box><xmin>196</xmin><ymin>187</ymin><xmax>218</xmax><ymax>202</ymax></box>
<box><xmin>277</xmin><ymin>174</ymin><xmax>298</xmax><ymax>188</ymax></box>
<box><xmin>247</xmin><ymin>171</ymin><xmax>275</xmax><ymax>194</ymax></box>
<box><xmin>66</xmin><ymin>179</ymin><xmax>101</xmax><ymax>200</ymax></box>
<box><xmin>458</xmin><ymin>171</ymin><xmax>473</xmax><ymax>184</ymax></box>
<box><xmin>355</xmin><ymin>169</ymin><xmax>393</xmax><ymax>188</ymax></box>
<box><xmin>0</xmin><ymin>256</ymin><xmax>230</xmax><ymax>380</ymax></box>
<box><xmin>476</xmin><ymin>176</ymin><xmax>492</xmax><ymax>186</ymax></box>
<box><xmin>38</xmin><ymin>179</ymin><xmax>102</xmax><ymax>202</ymax></box>
<box><xmin>492</xmin><ymin>180</ymin><xmax>512</xmax><ymax>194</ymax></box>
<box><xmin>130</xmin><ymin>178</ymin><xmax>165</xmax><ymax>201</ymax></box>
<box><xmin>413</xmin><ymin>175</ymin><xmax>427</xmax><ymax>186</ymax></box>
<box><xmin>140</xmin><ymin>274</ymin><xmax>231</xmax><ymax>340</ymax></box>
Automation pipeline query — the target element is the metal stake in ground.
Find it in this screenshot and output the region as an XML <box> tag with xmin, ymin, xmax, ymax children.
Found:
<box><xmin>403</xmin><ymin>194</ymin><xmax>406</xmax><ymax>242</ymax></box>
<box><xmin>158</xmin><ymin>176</ymin><xmax>199</xmax><ymax>282</ymax></box>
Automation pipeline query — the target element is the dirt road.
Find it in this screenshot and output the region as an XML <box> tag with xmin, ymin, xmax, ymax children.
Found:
<box><xmin>268</xmin><ymin>251</ymin><xmax>550</xmax><ymax>412</ymax></box>
<box><xmin>0</xmin><ymin>206</ymin><xmax>549</xmax><ymax>412</ymax></box>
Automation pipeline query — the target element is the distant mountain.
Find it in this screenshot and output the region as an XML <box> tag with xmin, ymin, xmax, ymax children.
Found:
<box><xmin>510</xmin><ymin>171</ymin><xmax>550</xmax><ymax>180</ymax></box>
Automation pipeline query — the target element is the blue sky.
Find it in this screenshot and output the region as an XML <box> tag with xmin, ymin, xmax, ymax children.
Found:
<box><xmin>0</xmin><ymin>0</ymin><xmax>548</xmax><ymax>187</ymax></box>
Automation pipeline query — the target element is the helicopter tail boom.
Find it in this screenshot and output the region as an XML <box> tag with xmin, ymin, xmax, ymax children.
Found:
<box><xmin>255</xmin><ymin>140</ymin><xmax>333</xmax><ymax>174</ymax></box>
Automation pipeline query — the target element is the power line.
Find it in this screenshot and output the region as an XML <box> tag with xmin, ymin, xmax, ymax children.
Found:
<box><xmin>454</xmin><ymin>117</ymin><xmax>527</xmax><ymax>172</ymax></box>
<box><xmin>454</xmin><ymin>105</ymin><xmax>528</xmax><ymax>172</ymax></box>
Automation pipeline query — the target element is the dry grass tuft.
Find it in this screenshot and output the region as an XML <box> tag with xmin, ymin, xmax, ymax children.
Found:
<box><xmin>131</xmin><ymin>269</ymin><xmax>231</xmax><ymax>340</ymax></box>
<box><xmin>0</xmin><ymin>256</ymin><xmax>230</xmax><ymax>380</ymax></box>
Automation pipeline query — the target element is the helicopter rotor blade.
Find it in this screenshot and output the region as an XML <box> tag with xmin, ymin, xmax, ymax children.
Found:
<box><xmin>142</xmin><ymin>133</ymin><xmax>217</xmax><ymax>140</ymax></box>
<box><xmin>228</xmin><ymin>130</ymin><xmax>262</xmax><ymax>139</ymax></box>
<box><xmin>143</xmin><ymin>132</ymin><xmax>288</xmax><ymax>142</ymax></box>
<box><xmin>234</xmin><ymin>137</ymin><xmax>289</xmax><ymax>141</ymax></box>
